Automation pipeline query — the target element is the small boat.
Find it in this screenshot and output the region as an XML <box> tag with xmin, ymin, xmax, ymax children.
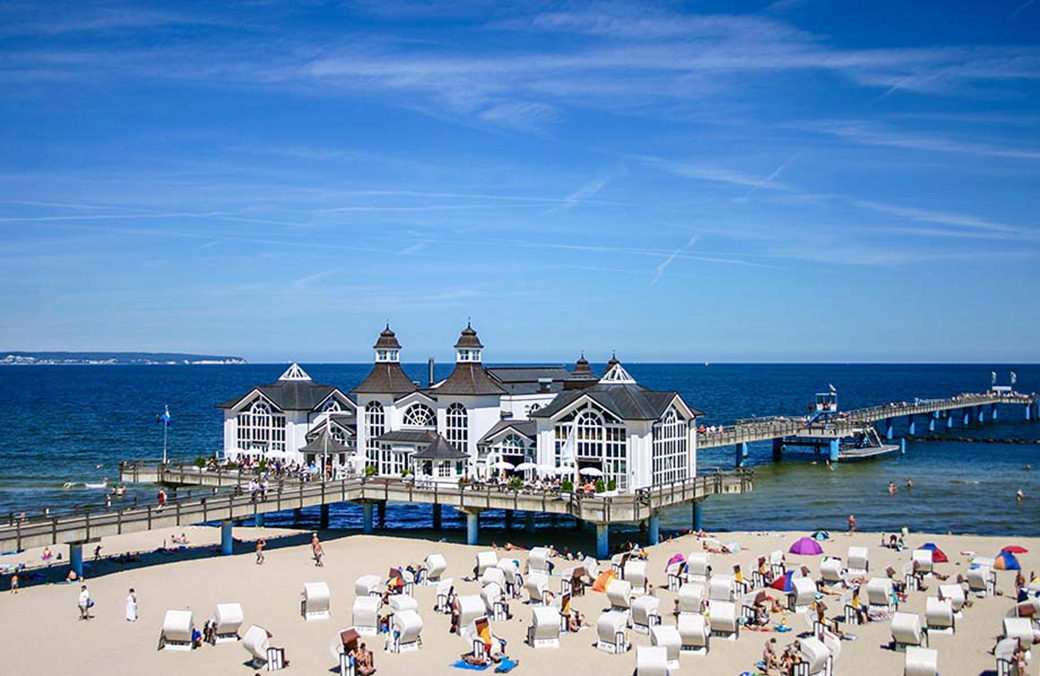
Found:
<box><xmin>838</xmin><ymin>428</ymin><xmax>900</xmax><ymax>461</ymax></box>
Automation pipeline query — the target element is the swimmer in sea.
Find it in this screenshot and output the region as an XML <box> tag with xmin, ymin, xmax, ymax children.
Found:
<box><xmin>1017</xmin><ymin>489</ymin><xmax>1025</xmax><ymax>503</ymax></box>
<box><xmin>888</xmin><ymin>482</ymin><xmax>897</xmax><ymax>496</ymax></box>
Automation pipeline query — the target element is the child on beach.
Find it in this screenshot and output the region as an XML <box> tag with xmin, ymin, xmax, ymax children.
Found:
<box><xmin>256</xmin><ymin>539</ymin><xmax>266</xmax><ymax>565</ymax></box>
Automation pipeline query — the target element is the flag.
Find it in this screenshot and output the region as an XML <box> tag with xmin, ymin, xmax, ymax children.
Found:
<box><xmin>828</xmin><ymin>383</ymin><xmax>836</xmax><ymax>394</ymax></box>
<box><xmin>991</xmin><ymin>371</ymin><xmax>997</xmax><ymax>385</ymax></box>
<box><xmin>156</xmin><ymin>405</ymin><xmax>172</xmax><ymax>426</ymax></box>
<box><xmin>1011</xmin><ymin>371</ymin><xmax>1018</xmax><ymax>385</ymax></box>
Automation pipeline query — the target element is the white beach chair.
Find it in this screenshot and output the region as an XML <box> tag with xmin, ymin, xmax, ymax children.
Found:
<box><xmin>596</xmin><ymin>610</ymin><xmax>629</xmax><ymax>654</ymax></box>
<box><xmin>631</xmin><ymin>594</ymin><xmax>661</xmax><ymax>634</ymax></box>
<box><xmin>624</xmin><ymin>559</ymin><xmax>648</xmax><ymax>595</ymax></box>
<box><xmin>678</xmin><ymin>582</ymin><xmax>705</xmax><ymax>615</ymax></box>
<box><xmin>355</xmin><ymin>574</ymin><xmax>381</xmax><ymax>598</ymax></box>
<box><xmin>386</xmin><ymin>609</ymin><xmax>422</xmax><ymax>653</ymax></box>
<box><xmin>480</xmin><ymin>565</ymin><xmax>506</xmax><ymax>589</ymax></box>
<box><xmin>709</xmin><ymin>573</ymin><xmax>735</xmax><ymax>602</ymax></box>
<box><xmin>650</xmin><ymin>624</ymin><xmax>681</xmax><ymax>668</ymax></box>
<box><xmin>582</xmin><ymin>556</ymin><xmax>600</xmax><ymax>582</ymax></box>
<box><xmin>1005</xmin><ymin>617</ymin><xmax>1034</xmax><ymax>660</ymax></box>
<box><xmin>912</xmin><ymin>549</ymin><xmax>934</xmax><ymax>575</ymax></box>
<box><xmin>925</xmin><ymin>597</ymin><xmax>954</xmax><ymax>635</ymax></box>
<box><xmin>938</xmin><ymin>583</ymin><xmax>966</xmax><ymax>615</ymax></box>
<box><xmin>769</xmin><ymin>549</ymin><xmax>786</xmax><ymax>578</ymax></box>
<box><xmin>847</xmin><ymin>546</ymin><xmax>869</xmax><ymax>576</ymax></box>
<box><xmin>561</xmin><ymin>564</ymin><xmax>585</xmax><ymax>596</ymax></box>
<box><xmin>497</xmin><ymin>559</ymin><xmax>523</xmax><ymax>597</ymax></box>
<box><xmin>708</xmin><ymin>599</ymin><xmax>739</xmax><ymax>640</ymax></box>
<box><xmin>476</xmin><ymin>551</ymin><xmax>498</xmax><ymax>577</ymax></box>
<box><xmin>789</xmin><ymin>577</ymin><xmax>817</xmax><ymax>613</ymax></box>
<box><xmin>795</xmin><ymin>637</ymin><xmax>832</xmax><ymax>676</ymax></box>
<box><xmin>243</xmin><ymin>625</ymin><xmax>285</xmax><ymax>671</ymax></box>
<box><xmin>606</xmin><ymin>578</ymin><xmax>632</xmax><ymax>613</ymax></box>
<box><xmin>968</xmin><ymin>565</ymin><xmax>995</xmax><ymax>597</ymax></box>
<box><xmin>301</xmin><ymin>582</ymin><xmax>331</xmax><ymax>621</ymax></box>
<box><xmin>352</xmin><ymin>596</ymin><xmax>380</xmax><ymax>636</ymax></box>
<box><xmin>677</xmin><ymin>612</ymin><xmax>710</xmax><ymax>654</ymax></box>
<box><xmin>686</xmin><ymin>552</ymin><xmax>710</xmax><ymax>583</ymax></box>
<box><xmin>994</xmin><ymin>637</ymin><xmax>1021</xmax><ymax>676</ymax></box>
<box><xmin>435</xmin><ymin>578</ymin><xmax>455</xmax><ymax>614</ymax></box>
<box><xmin>457</xmin><ymin>595</ymin><xmax>485</xmax><ymax>630</ymax></box>
<box><xmin>424</xmin><ymin>553</ymin><xmax>447</xmax><ymax>584</ymax></box>
<box><xmin>481</xmin><ymin>582</ymin><xmax>508</xmax><ymax>621</ymax></box>
<box><xmin>388</xmin><ymin>593</ymin><xmax>418</xmax><ymax>621</ymax></box>
<box><xmin>160</xmin><ymin>609</ymin><xmax>194</xmax><ymax>651</ymax></box>
<box><xmin>905</xmin><ymin>646</ymin><xmax>939</xmax><ymax>676</ymax></box>
<box><xmin>528</xmin><ymin>547</ymin><xmax>551</xmax><ymax>575</ymax></box>
<box><xmin>973</xmin><ymin>556</ymin><xmax>996</xmax><ymax>569</ymax></box>
<box><xmin>635</xmin><ymin>646</ymin><xmax>668</xmax><ymax>676</ymax></box>
<box><xmin>214</xmin><ymin>603</ymin><xmax>244</xmax><ymax>643</ymax></box>
<box><xmin>891</xmin><ymin>612</ymin><xmax>926</xmax><ymax>651</ymax></box>
<box><xmin>867</xmin><ymin>577</ymin><xmax>896</xmax><ymax>612</ymax></box>
<box><xmin>525</xmin><ymin>571</ymin><xmax>549</xmax><ymax>605</ymax></box>
<box><xmin>527</xmin><ymin>606</ymin><xmax>561</xmax><ymax>648</ymax></box>
<box><xmin>611</xmin><ymin>552</ymin><xmax>630</xmax><ymax>577</ymax></box>
<box><xmin>820</xmin><ymin>557</ymin><xmax>844</xmax><ymax>584</ymax></box>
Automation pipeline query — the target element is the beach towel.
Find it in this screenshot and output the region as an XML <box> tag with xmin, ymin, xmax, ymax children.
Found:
<box><xmin>494</xmin><ymin>658</ymin><xmax>518</xmax><ymax>673</ymax></box>
<box><xmin>451</xmin><ymin>660</ymin><xmax>489</xmax><ymax>671</ymax></box>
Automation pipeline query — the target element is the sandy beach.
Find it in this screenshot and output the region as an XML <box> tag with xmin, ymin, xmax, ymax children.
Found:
<box><xmin>0</xmin><ymin>524</ymin><xmax>1035</xmax><ymax>675</ymax></box>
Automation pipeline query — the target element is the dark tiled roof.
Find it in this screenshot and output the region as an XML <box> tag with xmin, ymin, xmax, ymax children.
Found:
<box><xmin>530</xmin><ymin>382</ymin><xmax>703</xmax><ymax>421</ymax></box>
<box><xmin>412</xmin><ymin>434</ymin><xmax>469</xmax><ymax>460</ymax></box>
<box><xmin>218</xmin><ymin>380</ymin><xmax>340</xmax><ymax>412</ymax></box>
<box><xmin>454</xmin><ymin>323</ymin><xmax>484</xmax><ymax>349</ymax></box>
<box><xmin>477</xmin><ymin>419</ymin><xmax>536</xmax><ymax>445</ymax></box>
<box><xmin>434</xmin><ymin>363</ymin><xmax>506</xmax><ymax>396</ymax></box>
<box><xmin>299</xmin><ymin>428</ymin><xmax>351</xmax><ymax>453</ymax></box>
<box><xmin>374</xmin><ymin>325</ymin><xmax>402</xmax><ymax>350</ymax></box>
<box><xmin>376</xmin><ymin>430</ymin><xmax>439</xmax><ymax>445</ymax></box>
<box><xmin>565</xmin><ymin>354</ymin><xmax>599</xmax><ymax>390</ymax></box>
<box><xmin>486</xmin><ymin>366</ymin><xmax>570</xmax><ymax>395</ymax></box>
<box><xmin>351</xmin><ymin>362</ymin><xmax>419</xmax><ymax>396</ymax></box>
<box><xmin>572</xmin><ymin>355</ymin><xmax>595</xmax><ymax>376</ymax></box>
<box><xmin>606</xmin><ymin>352</ymin><xmax>620</xmax><ymax>371</ymax></box>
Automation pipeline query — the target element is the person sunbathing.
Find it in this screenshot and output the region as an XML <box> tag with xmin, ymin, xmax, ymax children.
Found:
<box><xmin>355</xmin><ymin>643</ymin><xmax>376</xmax><ymax>676</ymax></box>
<box><xmin>461</xmin><ymin>651</ymin><xmax>489</xmax><ymax>667</ymax></box>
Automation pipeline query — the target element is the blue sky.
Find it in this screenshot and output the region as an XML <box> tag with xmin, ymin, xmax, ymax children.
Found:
<box><xmin>1</xmin><ymin>0</ymin><xmax>1039</xmax><ymax>363</ymax></box>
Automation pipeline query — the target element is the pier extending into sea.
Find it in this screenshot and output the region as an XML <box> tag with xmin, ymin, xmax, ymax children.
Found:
<box><xmin>699</xmin><ymin>390</ymin><xmax>1038</xmax><ymax>467</ymax></box>
<box><xmin>0</xmin><ymin>466</ymin><xmax>753</xmax><ymax>574</ymax></box>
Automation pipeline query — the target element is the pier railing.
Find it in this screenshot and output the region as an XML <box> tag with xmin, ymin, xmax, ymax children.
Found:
<box><xmin>2</xmin><ymin>466</ymin><xmax>752</xmax><ymax>552</ymax></box>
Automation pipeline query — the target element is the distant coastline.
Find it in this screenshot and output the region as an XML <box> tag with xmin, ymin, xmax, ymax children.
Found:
<box><xmin>1</xmin><ymin>351</ymin><xmax>247</xmax><ymax>366</ymax></box>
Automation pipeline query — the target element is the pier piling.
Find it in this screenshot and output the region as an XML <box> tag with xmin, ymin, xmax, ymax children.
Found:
<box><xmin>692</xmin><ymin>500</ymin><xmax>703</xmax><ymax>532</ymax></box>
<box><xmin>466</xmin><ymin>511</ymin><xmax>480</xmax><ymax>545</ymax></box>
<box><xmin>648</xmin><ymin>512</ymin><xmax>660</xmax><ymax>546</ymax></box>
<box><xmin>828</xmin><ymin>439</ymin><xmax>840</xmax><ymax>463</ymax></box>
<box><xmin>885</xmin><ymin>418</ymin><xmax>894</xmax><ymax>440</ymax></box>
<box><xmin>525</xmin><ymin>511</ymin><xmax>536</xmax><ymax>533</ymax></box>
<box><xmin>220</xmin><ymin>520</ymin><xmax>233</xmax><ymax>555</ymax></box>
<box><xmin>432</xmin><ymin>504</ymin><xmax>442</xmax><ymax>531</ymax></box>
<box><xmin>69</xmin><ymin>542</ymin><xmax>84</xmax><ymax>577</ymax></box>
<box><xmin>362</xmin><ymin>502</ymin><xmax>374</xmax><ymax>534</ymax></box>
<box><xmin>595</xmin><ymin>523</ymin><xmax>609</xmax><ymax>559</ymax></box>
<box><xmin>320</xmin><ymin>504</ymin><xmax>330</xmax><ymax>530</ymax></box>
<box><xmin>907</xmin><ymin>415</ymin><xmax>916</xmax><ymax>436</ymax></box>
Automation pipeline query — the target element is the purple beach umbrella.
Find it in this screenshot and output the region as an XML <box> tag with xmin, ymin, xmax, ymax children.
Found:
<box><xmin>789</xmin><ymin>537</ymin><xmax>824</xmax><ymax>556</ymax></box>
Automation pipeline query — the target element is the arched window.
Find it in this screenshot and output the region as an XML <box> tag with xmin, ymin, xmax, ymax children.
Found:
<box><xmin>554</xmin><ymin>403</ymin><xmax>626</xmax><ymax>490</ymax></box>
<box><xmin>403</xmin><ymin>403</ymin><xmax>436</xmax><ymax>428</ymax></box>
<box><xmin>321</xmin><ymin>398</ymin><xmax>342</xmax><ymax>413</ymax></box>
<box><xmin>652</xmin><ymin>406</ymin><xmax>687</xmax><ymax>485</ymax></box>
<box><xmin>237</xmin><ymin>399</ymin><xmax>286</xmax><ymax>453</ymax></box>
<box><xmin>496</xmin><ymin>433</ymin><xmax>527</xmax><ymax>459</ymax></box>
<box><xmin>365</xmin><ymin>401</ymin><xmax>385</xmax><ymax>465</ymax></box>
<box><xmin>446</xmin><ymin>403</ymin><xmax>468</xmax><ymax>452</ymax></box>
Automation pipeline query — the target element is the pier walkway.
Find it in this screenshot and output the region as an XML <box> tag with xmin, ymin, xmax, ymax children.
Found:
<box><xmin>2</xmin><ymin>466</ymin><xmax>753</xmax><ymax>569</ymax></box>
<box><xmin>698</xmin><ymin>391</ymin><xmax>1038</xmax><ymax>466</ymax></box>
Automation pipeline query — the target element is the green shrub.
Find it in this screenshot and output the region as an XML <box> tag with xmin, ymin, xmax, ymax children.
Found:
<box><xmin>561</xmin><ymin>478</ymin><xmax>574</xmax><ymax>493</ymax></box>
<box><xmin>364</xmin><ymin>465</ymin><xmax>377</xmax><ymax>477</ymax></box>
<box><xmin>594</xmin><ymin>478</ymin><xmax>606</xmax><ymax>493</ymax></box>
<box><xmin>507</xmin><ymin>476</ymin><xmax>523</xmax><ymax>491</ymax></box>
<box><xmin>193</xmin><ymin>456</ymin><xmax>206</xmax><ymax>468</ymax></box>
<box><xmin>607</xmin><ymin>479</ymin><xmax>617</xmax><ymax>492</ymax></box>
<box><xmin>258</xmin><ymin>458</ymin><xmax>267</xmax><ymax>472</ymax></box>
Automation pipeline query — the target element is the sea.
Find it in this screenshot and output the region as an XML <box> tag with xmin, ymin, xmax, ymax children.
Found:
<box><xmin>0</xmin><ymin>363</ymin><xmax>1037</xmax><ymax>538</ymax></box>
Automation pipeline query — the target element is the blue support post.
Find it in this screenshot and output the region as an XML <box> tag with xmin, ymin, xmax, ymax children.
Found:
<box><xmin>900</xmin><ymin>438</ymin><xmax>906</xmax><ymax>455</ymax></box>
<box><xmin>885</xmin><ymin>419</ymin><xmax>894</xmax><ymax>440</ymax></box>
<box><xmin>466</xmin><ymin>511</ymin><xmax>479</xmax><ymax>545</ymax></box>
<box><xmin>929</xmin><ymin>412</ymin><xmax>938</xmax><ymax>433</ymax></box>
<box><xmin>946</xmin><ymin>411</ymin><xmax>954</xmax><ymax>429</ymax></box>
<box><xmin>736</xmin><ymin>442</ymin><xmax>749</xmax><ymax>468</ymax></box>
<box><xmin>377</xmin><ymin>501</ymin><xmax>386</xmax><ymax>528</ymax></box>
<box><xmin>828</xmin><ymin>438</ymin><xmax>840</xmax><ymax>463</ymax></box>
<box><xmin>362</xmin><ymin>502</ymin><xmax>374</xmax><ymax>534</ymax></box>
<box><xmin>254</xmin><ymin>512</ymin><xmax>265</xmax><ymax>527</ymax></box>
<box><xmin>320</xmin><ymin>504</ymin><xmax>330</xmax><ymax>530</ymax></box>
<box><xmin>648</xmin><ymin>513</ymin><xmax>660</xmax><ymax>546</ymax></box>
<box><xmin>433</xmin><ymin>504</ymin><xmax>442</xmax><ymax>531</ymax></box>
<box><xmin>220</xmin><ymin>520</ymin><xmax>233</xmax><ymax>555</ymax></box>
<box><xmin>525</xmin><ymin>511</ymin><xmax>536</xmax><ymax>533</ymax></box>
<box><xmin>977</xmin><ymin>406</ymin><xmax>984</xmax><ymax>424</ymax></box>
<box><xmin>991</xmin><ymin>403</ymin><xmax>998</xmax><ymax>421</ymax></box>
<box><xmin>504</xmin><ymin>509</ymin><xmax>513</xmax><ymax>530</ymax></box>
<box><xmin>1027</xmin><ymin>404</ymin><xmax>1034</xmax><ymax>422</ymax></box>
<box><xmin>692</xmin><ymin>500</ymin><xmax>704</xmax><ymax>532</ymax></box>
<box><xmin>69</xmin><ymin>543</ymin><xmax>84</xmax><ymax>577</ymax></box>
<box><xmin>907</xmin><ymin>415</ymin><xmax>916</xmax><ymax>436</ymax></box>
<box><xmin>596</xmin><ymin>523</ymin><xmax>610</xmax><ymax>559</ymax></box>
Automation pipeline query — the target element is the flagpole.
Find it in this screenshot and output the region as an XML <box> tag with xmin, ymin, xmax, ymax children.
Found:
<box><xmin>162</xmin><ymin>405</ymin><xmax>168</xmax><ymax>465</ymax></box>
<box><xmin>323</xmin><ymin>409</ymin><xmax>329</xmax><ymax>483</ymax></box>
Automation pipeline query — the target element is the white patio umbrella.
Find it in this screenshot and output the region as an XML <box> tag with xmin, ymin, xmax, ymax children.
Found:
<box><xmin>491</xmin><ymin>461</ymin><xmax>516</xmax><ymax>471</ymax></box>
<box><xmin>515</xmin><ymin>462</ymin><xmax>539</xmax><ymax>471</ymax></box>
<box><xmin>536</xmin><ymin>465</ymin><xmax>557</xmax><ymax>476</ymax></box>
<box><xmin>579</xmin><ymin>467</ymin><xmax>604</xmax><ymax>477</ymax></box>
<box><xmin>556</xmin><ymin>465</ymin><xmax>577</xmax><ymax>476</ymax></box>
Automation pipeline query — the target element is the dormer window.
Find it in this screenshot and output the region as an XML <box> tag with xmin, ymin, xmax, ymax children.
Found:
<box><xmin>376</xmin><ymin>348</ymin><xmax>400</xmax><ymax>363</ymax></box>
<box><xmin>457</xmin><ymin>348</ymin><xmax>481</xmax><ymax>363</ymax></box>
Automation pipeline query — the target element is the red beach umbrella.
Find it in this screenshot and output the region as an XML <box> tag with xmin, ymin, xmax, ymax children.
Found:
<box><xmin>1002</xmin><ymin>545</ymin><xmax>1029</xmax><ymax>554</ymax></box>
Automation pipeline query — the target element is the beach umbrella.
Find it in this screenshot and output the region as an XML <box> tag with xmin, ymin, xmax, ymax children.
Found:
<box><xmin>555</xmin><ymin>466</ymin><xmax>576</xmax><ymax>476</ymax></box>
<box><xmin>921</xmin><ymin>543</ymin><xmax>949</xmax><ymax>563</ymax></box>
<box><xmin>1002</xmin><ymin>545</ymin><xmax>1029</xmax><ymax>554</ymax></box>
<box><xmin>994</xmin><ymin>551</ymin><xmax>1022</xmax><ymax>571</ymax></box>
<box><xmin>515</xmin><ymin>462</ymin><xmax>538</xmax><ymax>471</ymax></box>
<box><xmin>536</xmin><ymin>465</ymin><xmax>557</xmax><ymax>475</ymax></box>
<box><xmin>579</xmin><ymin>467</ymin><xmax>604</xmax><ymax>477</ymax></box>
<box><xmin>667</xmin><ymin>553</ymin><xmax>686</xmax><ymax>569</ymax></box>
<box><xmin>491</xmin><ymin>461</ymin><xmax>516</xmax><ymax>471</ymax></box>
<box><xmin>811</xmin><ymin>530</ymin><xmax>830</xmax><ymax>541</ymax></box>
<box><xmin>771</xmin><ymin>570</ymin><xmax>795</xmax><ymax>592</ymax></box>
<box><xmin>789</xmin><ymin>537</ymin><xmax>824</xmax><ymax>556</ymax></box>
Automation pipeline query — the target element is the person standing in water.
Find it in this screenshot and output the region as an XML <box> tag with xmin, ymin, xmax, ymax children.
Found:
<box><xmin>847</xmin><ymin>514</ymin><xmax>856</xmax><ymax>533</ymax></box>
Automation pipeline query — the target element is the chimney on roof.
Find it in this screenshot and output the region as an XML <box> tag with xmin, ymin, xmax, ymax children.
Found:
<box><xmin>428</xmin><ymin>358</ymin><xmax>435</xmax><ymax>388</ymax></box>
<box><xmin>539</xmin><ymin>378</ymin><xmax>552</xmax><ymax>393</ymax></box>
